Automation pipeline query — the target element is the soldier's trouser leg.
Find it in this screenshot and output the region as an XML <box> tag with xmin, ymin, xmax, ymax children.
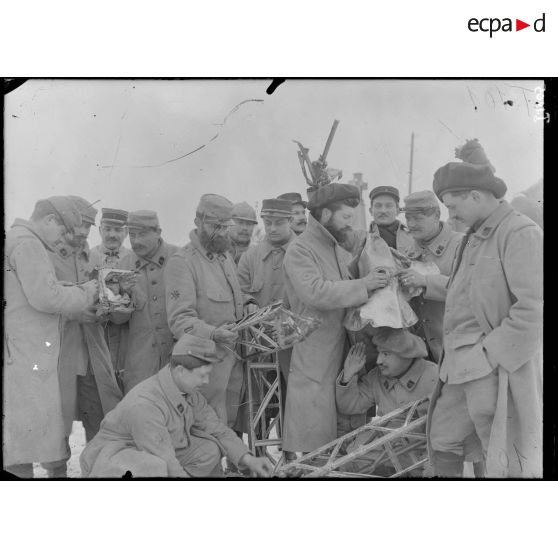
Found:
<box><xmin>175</xmin><ymin>436</ymin><xmax>223</xmax><ymax>477</ymax></box>
<box><xmin>78</xmin><ymin>370</ymin><xmax>105</xmax><ymax>443</ymax></box>
<box><xmin>41</xmin><ymin>436</ymin><xmax>71</xmax><ymax>478</ymax></box>
<box><xmin>430</xmin><ymin>372</ymin><xmax>498</xmax><ymax>477</ymax></box>
<box><xmin>226</xmin><ymin>360</ymin><xmax>245</xmax><ymax>429</ymax></box>
<box><xmin>200</xmin><ymin>353</ymin><xmax>235</xmax><ymax>424</ymax></box>
<box><xmin>90</xmin><ymin>449</ymin><xmax>168</xmax><ymax>478</ymax></box>
<box><xmin>5</xmin><ymin>463</ymin><xmax>34</xmax><ymax>478</ymax></box>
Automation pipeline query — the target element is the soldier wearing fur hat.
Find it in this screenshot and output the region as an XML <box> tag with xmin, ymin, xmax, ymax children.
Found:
<box><xmin>165</xmin><ymin>194</ymin><xmax>255</xmax><ymax>426</ymax></box>
<box><xmin>229</xmin><ymin>201</ymin><xmax>258</xmax><ymax>265</ymax></box>
<box><xmin>41</xmin><ymin>196</ymin><xmax>122</xmax><ymax>477</ymax></box>
<box><xmin>427</xmin><ymin>160</ymin><xmax>542</xmax><ymax>478</ymax></box>
<box><xmin>397</xmin><ymin>190</ymin><xmax>464</xmax><ymax>362</ymax></box>
<box><xmin>80</xmin><ymin>334</ymin><xmax>274</xmax><ymax>477</ymax></box>
<box><xmin>116</xmin><ymin>210</ymin><xmax>179</xmax><ymax>393</ymax></box>
<box><xmin>4</xmin><ymin>196</ymin><xmax>98</xmax><ymax>477</ymax></box>
<box><xmin>282</xmin><ymin>184</ymin><xmax>393</xmax><ymax>455</ymax></box>
<box><xmin>336</xmin><ymin>329</ymin><xmax>438</xmax><ymax>476</ymax></box>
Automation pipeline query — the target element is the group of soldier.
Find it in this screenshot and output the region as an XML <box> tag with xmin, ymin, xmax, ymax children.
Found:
<box><xmin>4</xmin><ymin>150</ymin><xmax>543</xmax><ymax>478</ymax></box>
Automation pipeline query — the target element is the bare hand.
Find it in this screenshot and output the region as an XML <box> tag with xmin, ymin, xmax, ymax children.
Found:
<box><xmin>342</xmin><ymin>342</ymin><xmax>366</xmax><ymax>382</ymax></box>
<box><xmin>244</xmin><ymin>302</ymin><xmax>258</xmax><ymax>317</ymax></box>
<box><xmin>213</xmin><ymin>325</ymin><xmax>238</xmax><ymax>344</ymax></box>
<box><xmin>363</xmin><ymin>269</ymin><xmax>390</xmax><ymax>292</ymax></box>
<box><xmin>81</xmin><ymin>279</ymin><xmax>99</xmax><ymax>304</ymax></box>
<box><xmin>80</xmin><ymin>306</ymin><xmax>100</xmax><ymax>323</ymax></box>
<box><xmin>239</xmin><ymin>454</ymin><xmax>274</xmax><ymax>477</ymax></box>
<box><xmin>397</xmin><ymin>269</ymin><xmax>426</xmax><ymax>289</ymax></box>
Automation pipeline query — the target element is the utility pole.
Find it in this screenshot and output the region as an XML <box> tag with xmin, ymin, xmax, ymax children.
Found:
<box><xmin>348</xmin><ymin>172</ymin><xmax>368</xmax><ymax>231</ymax></box>
<box><xmin>408</xmin><ymin>132</ymin><xmax>415</xmax><ymax>195</ymax></box>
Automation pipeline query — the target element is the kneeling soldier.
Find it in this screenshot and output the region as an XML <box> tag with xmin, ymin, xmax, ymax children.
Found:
<box><xmin>336</xmin><ymin>329</ymin><xmax>438</xmax><ymax>475</ymax></box>
<box><xmin>80</xmin><ymin>334</ymin><xmax>274</xmax><ymax>478</ymax></box>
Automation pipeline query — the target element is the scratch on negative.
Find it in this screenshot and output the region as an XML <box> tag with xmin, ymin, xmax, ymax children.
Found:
<box><xmin>101</xmin><ymin>98</ymin><xmax>264</xmax><ymax>169</ymax></box>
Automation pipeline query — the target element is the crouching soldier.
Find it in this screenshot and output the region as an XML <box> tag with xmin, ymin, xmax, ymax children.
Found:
<box><xmin>335</xmin><ymin>329</ymin><xmax>437</xmax><ymax>476</ymax></box>
<box><xmin>80</xmin><ymin>334</ymin><xmax>273</xmax><ymax>478</ymax></box>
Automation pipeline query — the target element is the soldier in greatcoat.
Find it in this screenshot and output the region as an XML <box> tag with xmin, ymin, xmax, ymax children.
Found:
<box><xmin>116</xmin><ymin>210</ymin><xmax>179</xmax><ymax>393</ymax></box>
<box><xmin>427</xmin><ymin>162</ymin><xmax>543</xmax><ymax>477</ymax></box>
<box><xmin>397</xmin><ymin>191</ymin><xmax>464</xmax><ymax>362</ymax></box>
<box><xmin>41</xmin><ymin>196</ymin><xmax>122</xmax><ymax>477</ymax></box>
<box><xmin>165</xmin><ymin>194</ymin><xmax>255</xmax><ymax>424</ymax></box>
<box><xmin>282</xmin><ymin>183</ymin><xmax>391</xmax><ymax>455</ymax></box>
<box><xmin>91</xmin><ymin>208</ymin><xmax>132</xmax><ymax>374</ymax></box>
<box><xmin>4</xmin><ymin>196</ymin><xmax>97</xmax><ymax>477</ymax></box>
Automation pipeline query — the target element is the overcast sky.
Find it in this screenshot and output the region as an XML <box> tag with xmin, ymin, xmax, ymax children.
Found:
<box><xmin>5</xmin><ymin>79</ymin><xmax>543</xmax><ymax>247</ymax></box>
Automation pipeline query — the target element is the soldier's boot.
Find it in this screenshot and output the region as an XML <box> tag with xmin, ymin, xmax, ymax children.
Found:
<box><xmin>431</xmin><ymin>451</ymin><xmax>464</xmax><ymax>478</ymax></box>
<box><xmin>5</xmin><ymin>463</ymin><xmax>34</xmax><ymax>478</ymax></box>
<box><xmin>46</xmin><ymin>463</ymin><xmax>68</xmax><ymax>478</ymax></box>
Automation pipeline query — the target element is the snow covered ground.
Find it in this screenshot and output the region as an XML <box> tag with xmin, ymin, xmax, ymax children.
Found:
<box><xmin>33</xmin><ymin>421</ymin><xmax>86</xmax><ymax>478</ymax></box>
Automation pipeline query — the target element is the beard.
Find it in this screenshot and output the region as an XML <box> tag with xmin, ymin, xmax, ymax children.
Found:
<box><xmin>67</xmin><ymin>234</ymin><xmax>88</xmax><ymax>249</ymax></box>
<box><xmin>324</xmin><ymin>218</ymin><xmax>351</xmax><ymax>243</ymax></box>
<box><xmin>199</xmin><ymin>228</ymin><xmax>231</xmax><ymax>254</ymax></box>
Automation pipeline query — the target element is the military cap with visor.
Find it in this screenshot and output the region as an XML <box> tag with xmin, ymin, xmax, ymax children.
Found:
<box><xmin>101</xmin><ymin>208</ymin><xmax>129</xmax><ymax>226</ymax></box>
<box><xmin>307</xmin><ymin>183</ymin><xmax>361</xmax><ymax>211</ymax></box>
<box><xmin>196</xmin><ymin>194</ymin><xmax>234</xmax><ymax>225</ymax></box>
<box><xmin>127</xmin><ymin>210</ymin><xmax>160</xmax><ymax>230</ymax></box>
<box><xmin>401</xmin><ymin>190</ymin><xmax>440</xmax><ymax>214</ymax></box>
<box><xmin>277</xmin><ymin>192</ymin><xmax>308</xmax><ymax>209</ymax></box>
<box><xmin>369</xmin><ymin>185</ymin><xmax>401</xmax><ymax>204</ymax></box>
<box><xmin>260</xmin><ymin>198</ymin><xmax>294</xmax><ymax>218</ymax></box>
<box><xmin>38</xmin><ymin>196</ymin><xmax>83</xmax><ymax>234</ymax></box>
<box><xmin>373</xmin><ymin>328</ymin><xmax>428</xmax><ymax>359</ymax></box>
<box><xmin>67</xmin><ymin>195</ymin><xmax>98</xmax><ymax>225</ymax></box>
<box><xmin>433</xmin><ymin>162</ymin><xmax>507</xmax><ymax>201</ymax></box>
<box><xmin>172</xmin><ymin>333</ymin><xmax>222</xmax><ymax>370</ymax></box>
<box><xmin>232</xmin><ymin>201</ymin><xmax>258</xmax><ymax>224</ymax></box>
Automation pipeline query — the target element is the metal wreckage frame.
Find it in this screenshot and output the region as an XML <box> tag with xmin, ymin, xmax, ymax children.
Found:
<box><xmin>228</xmin><ymin>122</ymin><xmax>429</xmax><ymax>477</ymax></box>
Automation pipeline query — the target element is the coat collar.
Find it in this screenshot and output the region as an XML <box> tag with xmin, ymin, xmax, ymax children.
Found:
<box><xmin>379</xmin><ymin>358</ymin><xmax>427</xmax><ymax>392</ymax></box>
<box><xmin>260</xmin><ymin>232</ymin><xmax>296</xmax><ymax>260</ymax></box>
<box><xmin>471</xmin><ymin>200</ymin><xmax>514</xmax><ymax>240</ymax></box>
<box><xmin>11</xmin><ymin>218</ymin><xmax>54</xmax><ymax>251</ymax></box>
<box><xmin>157</xmin><ymin>365</ymin><xmax>190</xmax><ymax>414</ymax></box>
<box><xmin>369</xmin><ymin>220</ymin><xmax>407</xmax><ymax>235</ymax></box>
<box><xmin>407</xmin><ymin>221</ymin><xmax>455</xmax><ymax>258</ymax></box>
<box><xmin>188</xmin><ymin>229</ymin><xmax>227</xmax><ymax>263</ymax></box>
<box><xmin>132</xmin><ymin>239</ymin><xmax>169</xmax><ymax>269</ymax></box>
<box><xmin>306</xmin><ymin>213</ymin><xmax>340</xmax><ymax>247</ymax></box>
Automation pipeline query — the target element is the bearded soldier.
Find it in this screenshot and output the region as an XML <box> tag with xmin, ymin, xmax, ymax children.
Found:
<box><xmin>282</xmin><ymin>183</ymin><xmax>390</xmax><ymax>455</ymax></box>
<box><xmin>165</xmin><ymin>194</ymin><xmax>256</xmax><ymax>424</ymax></box>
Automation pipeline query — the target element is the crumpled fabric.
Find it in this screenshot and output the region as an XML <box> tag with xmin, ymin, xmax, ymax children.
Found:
<box><xmin>344</xmin><ymin>236</ymin><xmax>440</xmax><ymax>331</ymax></box>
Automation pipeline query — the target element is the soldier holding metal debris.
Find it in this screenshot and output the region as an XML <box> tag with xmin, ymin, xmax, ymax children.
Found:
<box><xmin>165</xmin><ymin>194</ymin><xmax>256</xmax><ymax>424</ymax></box>
<box><xmin>41</xmin><ymin>196</ymin><xmax>122</xmax><ymax>478</ymax></box>
<box><xmin>91</xmin><ymin>208</ymin><xmax>133</xmax><ymax>373</ymax></box>
<box><xmin>397</xmin><ymin>190</ymin><xmax>464</xmax><ymax>362</ymax></box>
<box><xmin>4</xmin><ymin>196</ymin><xmax>98</xmax><ymax>478</ymax></box>
<box><xmin>116</xmin><ymin>210</ymin><xmax>179</xmax><ymax>393</ymax></box>
<box><xmin>80</xmin><ymin>334</ymin><xmax>274</xmax><ymax>477</ymax></box>
<box><xmin>282</xmin><ymin>183</ymin><xmax>391</xmax><ymax>456</ymax></box>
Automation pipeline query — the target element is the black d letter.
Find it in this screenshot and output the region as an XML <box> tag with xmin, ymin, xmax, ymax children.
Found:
<box><xmin>534</xmin><ymin>13</ymin><xmax>545</xmax><ymax>32</ymax></box>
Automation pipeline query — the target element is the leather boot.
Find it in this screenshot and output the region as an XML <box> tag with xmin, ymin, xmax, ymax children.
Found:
<box><xmin>431</xmin><ymin>451</ymin><xmax>464</xmax><ymax>478</ymax></box>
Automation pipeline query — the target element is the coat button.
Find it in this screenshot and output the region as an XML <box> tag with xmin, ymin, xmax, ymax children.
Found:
<box><xmin>151</xmin><ymin>280</ymin><xmax>157</xmax><ymax>285</ymax></box>
<box><xmin>152</xmin><ymin>295</ymin><xmax>157</xmax><ymax>301</ymax></box>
